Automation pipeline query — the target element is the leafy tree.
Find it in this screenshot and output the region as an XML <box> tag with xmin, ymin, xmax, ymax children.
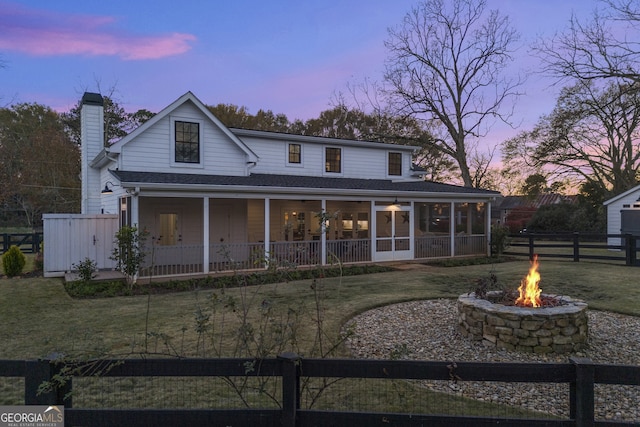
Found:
<box><xmin>527</xmin><ymin>204</ymin><xmax>574</xmax><ymax>233</ymax></box>
<box><xmin>521</xmin><ymin>174</ymin><xmax>549</xmax><ymax>200</ymax></box>
<box><xmin>110</xmin><ymin>226</ymin><xmax>148</xmax><ymax>289</ymax></box>
<box><xmin>0</xmin><ymin>103</ymin><xmax>80</xmax><ymax>227</ymax></box>
<box><xmin>383</xmin><ymin>0</ymin><xmax>523</xmax><ymax>187</ymax></box>
<box><xmin>207</xmin><ymin>103</ymin><xmax>291</xmax><ymax>132</ymax></box>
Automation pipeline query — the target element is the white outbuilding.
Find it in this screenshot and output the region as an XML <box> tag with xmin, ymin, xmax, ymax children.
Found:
<box><xmin>604</xmin><ymin>184</ymin><xmax>640</xmax><ymax>247</ymax></box>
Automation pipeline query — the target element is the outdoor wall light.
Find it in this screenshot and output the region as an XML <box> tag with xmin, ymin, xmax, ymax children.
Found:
<box><xmin>101</xmin><ymin>181</ymin><xmax>117</xmax><ymax>194</ymax></box>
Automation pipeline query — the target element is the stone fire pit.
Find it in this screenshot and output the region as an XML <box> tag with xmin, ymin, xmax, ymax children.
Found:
<box><xmin>458</xmin><ymin>291</ymin><xmax>588</xmax><ymax>354</ymax></box>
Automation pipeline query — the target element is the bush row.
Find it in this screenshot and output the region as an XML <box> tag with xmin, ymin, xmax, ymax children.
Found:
<box><xmin>65</xmin><ymin>264</ymin><xmax>396</xmax><ymax>299</ymax></box>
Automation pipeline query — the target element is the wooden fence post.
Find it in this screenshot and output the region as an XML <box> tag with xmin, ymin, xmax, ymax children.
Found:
<box><xmin>528</xmin><ymin>234</ymin><xmax>535</xmax><ymax>260</ymax></box>
<box><xmin>624</xmin><ymin>234</ymin><xmax>637</xmax><ymax>266</ymax></box>
<box><xmin>569</xmin><ymin>357</ymin><xmax>595</xmax><ymax>427</ymax></box>
<box><xmin>279</xmin><ymin>352</ymin><xmax>301</xmax><ymax>427</ymax></box>
<box><xmin>573</xmin><ymin>232</ymin><xmax>580</xmax><ymax>262</ymax></box>
<box><xmin>32</xmin><ymin>232</ymin><xmax>41</xmax><ymax>254</ymax></box>
<box><xmin>24</xmin><ymin>358</ymin><xmax>71</xmax><ymax>406</ymax></box>
<box><xmin>1</xmin><ymin>233</ymin><xmax>8</xmax><ymax>253</ymax></box>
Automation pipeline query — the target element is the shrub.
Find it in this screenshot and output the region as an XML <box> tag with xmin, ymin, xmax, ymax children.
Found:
<box><xmin>72</xmin><ymin>258</ymin><xmax>97</xmax><ymax>283</ymax></box>
<box><xmin>490</xmin><ymin>224</ymin><xmax>511</xmax><ymax>256</ymax></box>
<box><xmin>110</xmin><ymin>226</ymin><xmax>148</xmax><ymax>289</ymax></box>
<box><xmin>2</xmin><ymin>245</ymin><xmax>26</xmax><ymax>277</ymax></box>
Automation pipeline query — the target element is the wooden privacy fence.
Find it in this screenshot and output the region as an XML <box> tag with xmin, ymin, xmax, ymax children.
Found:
<box><xmin>0</xmin><ymin>232</ymin><xmax>42</xmax><ymax>254</ymax></box>
<box><xmin>504</xmin><ymin>233</ymin><xmax>639</xmax><ymax>266</ymax></box>
<box><xmin>4</xmin><ymin>354</ymin><xmax>639</xmax><ymax>427</ymax></box>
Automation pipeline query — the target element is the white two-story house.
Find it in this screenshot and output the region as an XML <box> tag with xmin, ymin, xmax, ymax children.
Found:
<box><xmin>44</xmin><ymin>91</ymin><xmax>500</xmax><ymax>278</ymax></box>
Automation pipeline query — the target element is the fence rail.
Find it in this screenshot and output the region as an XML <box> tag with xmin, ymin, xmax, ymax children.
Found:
<box><xmin>0</xmin><ymin>232</ymin><xmax>42</xmax><ymax>254</ymax></box>
<box><xmin>3</xmin><ymin>355</ymin><xmax>638</xmax><ymax>426</ymax></box>
<box><xmin>504</xmin><ymin>233</ymin><xmax>639</xmax><ymax>266</ymax></box>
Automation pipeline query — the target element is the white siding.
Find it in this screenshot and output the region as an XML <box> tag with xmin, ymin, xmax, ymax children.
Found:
<box><xmin>243</xmin><ymin>136</ymin><xmax>415</xmax><ymax>180</ymax></box>
<box><xmin>606</xmin><ymin>188</ymin><xmax>640</xmax><ymax>246</ymax></box>
<box><xmin>120</xmin><ymin>101</ymin><xmax>248</xmax><ymax>176</ymax></box>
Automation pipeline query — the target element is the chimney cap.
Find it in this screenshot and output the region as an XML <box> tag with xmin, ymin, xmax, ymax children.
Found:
<box><xmin>82</xmin><ymin>92</ymin><xmax>104</xmax><ymax>106</ymax></box>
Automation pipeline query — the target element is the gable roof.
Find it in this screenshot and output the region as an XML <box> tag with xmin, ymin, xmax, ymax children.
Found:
<box><xmin>110</xmin><ymin>170</ymin><xmax>500</xmax><ymax>198</ymax></box>
<box><xmin>603</xmin><ymin>184</ymin><xmax>640</xmax><ymax>206</ymax></box>
<box><xmin>103</xmin><ymin>91</ymin><xmax>258</xmax><ymax>162</ymax></box>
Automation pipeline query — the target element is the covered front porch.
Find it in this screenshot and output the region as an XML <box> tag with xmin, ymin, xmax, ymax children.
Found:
<box><xmin>131</xmin><ymin>196</ymin><xmax>490</xmax><ymax>278</ymax></box>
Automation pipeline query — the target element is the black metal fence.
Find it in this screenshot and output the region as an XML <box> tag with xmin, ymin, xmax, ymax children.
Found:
<box><xmin>2</xmin><ymin>354</ymin><xmax>638</xmax><ymax>426</ymax></box>
<box><xmin>0</xmin><ymin>232</ymin><xmax>43</xmax><ymax>254</ymax></box>
<box><xmin>504</xmin><ymin>233</ymin><xmax>639</xmax><ymax>266</ymax></box>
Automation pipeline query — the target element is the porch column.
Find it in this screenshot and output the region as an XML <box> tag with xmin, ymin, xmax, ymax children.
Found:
<box><xmin>203</xmin><ymin>197</ymin><xmax>210</xmax><ymax>274</ymax></box>
<box><xmin>370</xmin><ymin>200</ymin><xmax>376</xmax><ymax>262</ymax></box>
<box><xmin>450</xmin><ymin>201</ymin><xmax>455</xmax><ymax>256</ymax></box>
<box><xmin>264</xmin><ymin>198</ymin><xmax>270</xmax><ymax>269</ymax></box>
<box><xmin>410</xmin><ymin>201</ymin><xmax>415</xmax><ymax>258</ymax></box>
<box><xmin>321</xmin><ymin>199</ymin><xmax>327</xmax><ymax>265</ymax></box>
<box><xmin>131</xmin><ymin>192</ymin><xmax>139</xmax><ymax>227</ymax></box>
<box><xmin>486</xmin><ymin>201</ymin><xmax>493</xmax><ymax>256</ymax></box>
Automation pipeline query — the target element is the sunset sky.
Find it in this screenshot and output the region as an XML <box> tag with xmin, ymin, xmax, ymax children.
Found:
<box><xmin>1</xmin><ymin>0</ymin><xmax>600</xmax><ymax>147</ymax></box>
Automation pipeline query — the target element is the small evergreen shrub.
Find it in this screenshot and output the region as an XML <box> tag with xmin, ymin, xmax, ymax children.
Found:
<box><xmin>72</xmin><ymin>258</ymin><xmax>97</xmax><ymax>283</ymax></box>
<box><xmin>2</xmin><ymin>245</ymin><xmax>26</xmax><ymax>277</ymax></box>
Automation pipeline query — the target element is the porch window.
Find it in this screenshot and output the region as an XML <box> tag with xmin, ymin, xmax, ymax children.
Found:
<box><xmin>288</xmin><ymin>143</ymin><xmax>301</xmax><ymax>164</ymax></box>
<box><xmin>325</xmin><ymin>147</ymin><xmax>341</xmax><ymax>173</ymax></box>
<box><xmin>388</xmin><ymin>152</ymin><xmax>402</xmax><ymax>176</ymax></box>
<box><xmin>175</xmin><ymin>121</ymin><xmax>200</xmax><ymax>163</ymax></box>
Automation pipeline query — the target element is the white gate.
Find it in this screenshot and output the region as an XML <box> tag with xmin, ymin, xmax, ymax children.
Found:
<box><xmin>43</xmin><ymin>214</ymin><xmax>118</xmax><ymax>277</ymax></box>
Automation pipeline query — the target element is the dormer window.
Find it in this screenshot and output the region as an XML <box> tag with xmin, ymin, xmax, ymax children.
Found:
<box><xmin>325</xmin><ymin>147</ymin><xmax>341</xmax><ymax>173</ymax></box>
<box><xmin>175</xmin><ymin>121</ymin><xmax>200</xmax><ymax>163</ymax></box>
<box><xmin>388</xmin><ymin>152</ymin><xmax>402</xmax><ymax>176</ymax></box>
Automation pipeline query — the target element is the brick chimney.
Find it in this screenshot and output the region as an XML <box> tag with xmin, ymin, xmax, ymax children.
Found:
<box><xmin>80</xmin><ymin>92</ymin><xmax>104</xmax><ymax>214</ymax></box>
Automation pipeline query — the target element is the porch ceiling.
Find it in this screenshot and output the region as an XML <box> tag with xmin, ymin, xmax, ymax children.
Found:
<box><xmin>110</xmin><ymin>170</ymin><xmax>500</xmax><ymax>199</ymax></box>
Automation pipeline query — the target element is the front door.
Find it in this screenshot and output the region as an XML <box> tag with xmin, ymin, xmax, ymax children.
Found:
<box><xmin>374</xmin><ymin>206</ymin><xmax>413</xmax><ymax>262</ymax></box>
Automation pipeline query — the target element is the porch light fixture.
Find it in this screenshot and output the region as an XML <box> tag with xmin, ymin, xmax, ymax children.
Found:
<box><xmin>391</xmin><ymin>197</ymin><xmax>399</xmax><ymax>206</ymax></box>
<box><xmin>101</xmin><ymin>181</ymin><xmax>116</xmax><ymax>194</ymax></box>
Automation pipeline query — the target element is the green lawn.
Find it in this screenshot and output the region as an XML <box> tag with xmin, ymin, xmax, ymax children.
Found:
<box><xmin>0</xmin><ymin>258</ymin><xmax>638</xmax><ymax>417</ymax></box>
<box><xmin>1</xmin><ymin>258</ymin><xmax>638</xmax><ymax>360</ymax></box>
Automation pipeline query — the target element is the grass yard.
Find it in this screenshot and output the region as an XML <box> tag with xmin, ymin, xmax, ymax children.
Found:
<box><xmin>1</xmin><ymin>258</ymin><xmax>638</xmax><ymax>360</ymax></box>
<box><xmin>0</xmin><ymin>258</ymin><xmax>638</xmax><ymax>417</ymax></box>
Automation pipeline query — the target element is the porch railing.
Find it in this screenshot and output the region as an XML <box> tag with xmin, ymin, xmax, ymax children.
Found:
<box><xmin>139</xmin><ymin>235</ymin><xmax>488</xmax><ymax>277</ymax></box>
<box><xmin>414</xmin><ymin>234</ymin><xmax>451</xmax><ymax>258</ymax></box>
<box><xmin>210</xmin><ymin>242</ymin><xmax>267</xmax><ymax>271</ymax></box>
<box><xmin>269</xmin><ymin>240</ymin><xmax>321</xmax><ymax>267</ymax></box>
<box><xmin>454</xmin><ymin>234</ymin><xmax>486</xmax><ymax>256</ymax></box>
<box><xmin>327</xmin><ymin>238</ymin><xmax>371</xmax><ymax>263</ymax></box>
<box><xmin>142</xmin><ymin>244</ymin><xmax>204</xmax><ymax>277</ymax></box>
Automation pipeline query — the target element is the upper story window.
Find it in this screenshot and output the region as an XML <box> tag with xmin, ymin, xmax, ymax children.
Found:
<box><xmin>288</xmin><ymin>143</ymin><xmax>301</xmax><ymax>164</ymax></box>
<box><xmin>388</xmin><ymin>152</ymin><xmax>402</xmax><ymax>176</ymax></box>
<box><xmin>325</xmin><ymin>147</ymin><xmax>341</xmax><ymax>173</ymax></box>
<box><xmin>175</xmin><ymin>121</ymin><xmax>200</xmax><ymax>163</ymax></box>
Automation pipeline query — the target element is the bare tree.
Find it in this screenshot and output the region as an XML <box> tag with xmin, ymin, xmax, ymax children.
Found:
<box><xmin>503</xmin><ymin>80</ymin><xmax>640</xmax><ymax>196</ymax></box>
<box><xmin>534</xmin><ymin>0</ymin><xmax>640</xmax><ymax>84</ymax></box>
<box><xmin>383</xmin><ymin>0</ymin><xmax>523</xmax><ymax>187</ymax></box>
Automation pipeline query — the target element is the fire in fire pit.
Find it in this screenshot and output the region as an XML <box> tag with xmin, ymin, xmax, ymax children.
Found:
<box><xmin>515</xmin><ymin>254</ymin><xmax>542</xmax><ymax>307</ymax></box>
<box><xmin>457</xmin><ymin>255</ymin><xmax>589</xmax><ymax>354</ymax></box>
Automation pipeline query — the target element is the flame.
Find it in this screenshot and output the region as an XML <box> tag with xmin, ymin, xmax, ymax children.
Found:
<box><xmin>515</xmin><ymin>254</ymin><xmax>542</xmax><ymax>307</ymax></box>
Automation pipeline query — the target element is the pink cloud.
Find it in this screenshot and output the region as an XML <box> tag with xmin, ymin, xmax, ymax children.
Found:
<box><xmin>0</xmin><ymin>2</ymin><xmax>195</xmax><ymax>60</ymax></box>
